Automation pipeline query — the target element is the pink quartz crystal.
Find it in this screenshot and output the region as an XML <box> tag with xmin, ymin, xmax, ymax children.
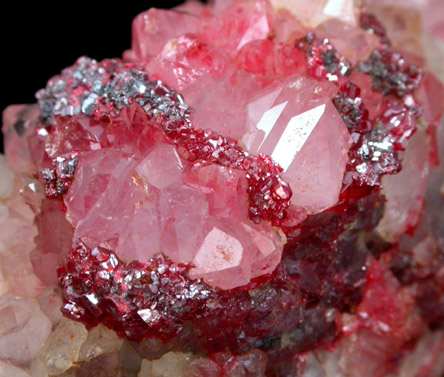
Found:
<box><xmin>1</xmin><ymin>0</ymin><xmax>444</xmax><ymax>376</ymax></box>
<box><xmin>242</xmin><ymin>75</ymin><xmax>352</xmax><ymax>213</ymax></box>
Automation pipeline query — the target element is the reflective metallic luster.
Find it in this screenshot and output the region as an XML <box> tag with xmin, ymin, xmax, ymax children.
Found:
<box><xmin>344</xmin><ymin>101</ymin><xmax>417</xmax><ymax>189</ymax></box>
<box><xmin>37</xmin><ymin>57</ymin><xmax>190</xmax><ymax>123</ymax></box>
<box><xmin>355</xmin><ymin>121</ymin><xmax>400</xmax><ymax>185</ymax></box>
<box><xmin>358</xmin><ymin>49</ymin><xmax>423</xmax><ymax>98</ymax></box>
<box><xmin>36</xmin><ymin>57</ymin><xmax>292</xmax><ymax>225</ymax></box>
<box><xmin>296</xmin><ymin>32</ymin><xmax>352</xmax><ymax>81</ymax></box>
<box><xmin>42</xmin><ymin>157</ymin><xmax>78</xmax><ymax>198</ymax></box>
<box><xmin>334</xmin><ymin>78</ymin><xmax>418</xmax><ymax>199</ymax></box>
<box><xmin>58</xmin><ymin>241</ymin><xmax>215</xmax><ymax>342</ymax></box>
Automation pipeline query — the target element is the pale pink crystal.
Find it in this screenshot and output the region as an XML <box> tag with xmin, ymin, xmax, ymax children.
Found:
<box><xmin>236</xmin><ymin>39</ymin><xmax>277</xmax><ymax>75</ymax></box>
<box><xmin>1</xmin><ymin>0</ymin><xmax>444</xmax><ymax>375</ymax></box>
<box><xmin>315</xmin><ymin>19</ymin><xmax>380</xmax><ymax>65</ymax></box>
<box><xmin>0</xmin><ymin>197</ymin><xmax>36</xmax><ymax>255</ymax></box>
<box><xmin>242</xmin><ymin>221</ymin><xmax>284</xmax><ymax>277</ymax></box>
<box><xmin>395</xmin><ymin>330</ymin><xmax>444</xmax><ymax>377</ymax></box>
<box><xmin>273</xmin><ymin>9</ymin><xmax>308</xmax><ymax>44</ymax></box>
<box><xmin>105</xmin><ymin>104</ymin><xmax>167</xmax><ymax>156</ymax></box>
<box><xmin>202</xmin><ymin>0</ymin><xmax>275</xmax><ymax>57</ymax></box>
<box><xmin>190</xmin><ymin>225</ymin><xmax>249</xmax><ymax>289</ymax></box>
<box><xmin>30</xmin><ymin>250</ymin><xmax>63</xmax><ymax>287</ymax></box>
<box><xmin>146</xmin><ymin>34</ymin><xmax>232</xmax><ymax>91</ymax></box>
<box><xmin>129</xmin><ymin>8</ymin><xmax>201</xmax><ymax>62</ymax></box>
<box><xmin>422</xmin><ymin>0</ymin><xmax>444</xmax><ymax>42</ymax></box>
<box><xmin>235</xmin><ymin>39</ymin><xmax>307</xmax><ymax>77</ymax></box>
<box><xmin>1</xmin><ymin>105</ymin><xmax>39</xmax><ymax>174</ymax></box>
<box><xmin>20</xmin><ymin>174</ymin><xmax>44</xmax><ymax>215</ymax></box>
<box><xmin>182</xmin><ymin>163</ymin><xmax>284</xmax><ymax>288</ymax></box>
<box><xmin>45</xmin><ymin>115</ymin><xmax>102</xmax><ymax>159</ymax></box>
<box><xmin>210</xmin><ymin>0</ymin><xmax>236</xmax><ymax>14</ymax></box>
<box><xmin>66</xmin><ymin>149</ymin><xmax>163</xmax><ymax>263</ymax></box>
<box><xmin>135</xmin><ymin>143</ymin><xmax>185</xmax><ymax>190</ymax></box>
<box><xmin>127</xmin><ymin>157</ymin><xmax>286</xmax><ymax>290</ymax></box>
<box><xmin>182</xmin><ymin>164</ymin><xmax>249</xmax><ymax>219</ymax></box>
<box><xmin>242</xmin><ymin>75</ymin><xmax>352</xmax><ymax>213</ymax></box>
<box><xmin>31</xmin><ymin>199</ymin><xmax>74</xmax><ymax>285</ymax></box>
<box><xmin>411</xmin><ymin>234</ymin><xmax>440</xmax><ymax>268</ymax></box>
<box><xmin>189</xmin><ymin>219</ymin><xmax>284</xmax><ymax>289</ymax></box>
<box><xmin>0</xmin><ymin>270</ymin><xmax>8</xmax><ymax>298</ymax></box>
<box><xmin>0</xmin><ymin>294</ymin><xmax>52</xmax><ymax>365</ymax></box>
<box><xmin>2</xmin><ymin>254</ymin><xmax>44</xmax><ymax>299</ymax></box>
<box><xmin>415</xmin><ymin>71</ymin><xmax>444</xmax><ymax>126</ymax></box>
<box><xmin>0</xmin><ymin>155</ymin><xmax>14</xmax><ymax>199</ymax></box>
<box><xmin>270</xmin><ymin>0</ymin><xmax>360</xmax><ymax>28</ymax></box>
<box><xmin>65</xmin><ymin>149</ymin><xmax>138</xmax><ymax>248</ymax></box>
<box><xmin>377</xmin><ymin>129</ymin><xmax>431</xmax><ymax>242</ymax></box>
<box><xmin>371</xmin><ymin>5</ymin><xmax>424</xmax><ymax>53</ymax></box>
<box><xmin>115</xmin><ymin>196</ymin><xmax>162</xmax><ymax>263</ymax></box>
<box><xmin>175</xmin><ymin>0</ymin><xmax>210</xmax><ymax>16</ymax></box>
<box><xmin>159</xmin><ymin>184</ymin><xmax>209</xmax><ymax>263</ymax></box>
<box><xmin>365</xmin><ymin>1</ymin><xmax>444</xmax><ymax>82</ymax></box>
<box><xmin>27</xmin><ymin>359</ymin><xmax>48</xmax><ymax>377</ymax></box>
<box><xmin>0</xmin><ymin>361</ymin><xmax>31</xmax><ymax>377</ymax></box>
<box><xmin>348</xmin><ymin>71</ymin><xmax>383</xmax><ymax>119</ymax></box>
<box><xmin>340</xmin><ymin>261</ymin><xmax>424</xmax><ymax>377</ymax></box>
<box><xmin>64</xmin><ymin>140</ymin><xmax>283</xmax><ymax>288</ymax></box>
<box><xmin>365</xmin><ymin>0</ymin><xmax>444</xmax><ymax>42</ymax></box>
<box><xmin>422</xmin><ymin>32</ymin><xmax>444</xmax><ymax>84</ymax></box>
<box><xmin>183</xmin><ymin>71</ymin><xmax>262</xmax><ymax>140</ymax></box>
<box><xmin>37</xmin><ymin>288</ymin><xmax>64</xmax><ymax>326</ymax></box>
<box><xmin>0</xmin><ymin>180</ymin><xmax>42</xmax><ymax>298</ymax></box>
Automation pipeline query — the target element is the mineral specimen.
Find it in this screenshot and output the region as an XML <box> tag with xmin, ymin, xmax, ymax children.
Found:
<box><xmin>1</xmin><ymin>0</ymin><xmax>444</xmax><ymax>376</ymax></box>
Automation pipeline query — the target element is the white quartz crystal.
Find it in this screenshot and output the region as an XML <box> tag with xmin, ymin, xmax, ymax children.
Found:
<box><xmin>39</xmin><ymin>318</ymin><xmax>88</xmax><ymax>375</ymax></box>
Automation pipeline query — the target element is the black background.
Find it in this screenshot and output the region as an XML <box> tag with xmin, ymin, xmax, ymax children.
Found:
<box><xmin>1</xmin><ymin>1</ymin><xmax>196</xmax><ymax>153</ymax></box>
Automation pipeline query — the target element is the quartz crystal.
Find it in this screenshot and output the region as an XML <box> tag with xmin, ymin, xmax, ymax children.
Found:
<box><xmin>1</xmin><ymin>0</ymin><xmax>444</xmax><ymax>376</ymax></box>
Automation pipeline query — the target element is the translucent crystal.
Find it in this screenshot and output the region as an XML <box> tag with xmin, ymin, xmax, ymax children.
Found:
<box><xmin>242</xmin><ymin>76</ymin><xmax>351</xmax><ymax>213</ymax></box>
<box><xmin>0</xmin><ymin>155</ymin><xmax>14</xmax><ymax>199</ymax></box>
<box><xmin>0</xmin><ymin>361</ymin><xmax>31</xmax><ymax>377</ymax></box>
<box><xmin>78</xmin><ymin>325</ymin><xmax>123</xmax><ymax>362</ymax></box>
<box><xmin>138</xmin><ymin>352</ymin><xmax>194</xmax><ymax>377</ymax></box>
<box><xmin>377</xmin><ymin>129</ymin><xmax>431</xmax><ymax>242</ymax></box>
<box><xmin>0</xmin><ymin>294</ymin><xmax>51</xmax><ymax>365</ymax></box>
<box><xmin>1</xmin><ymin>0</ymin><xmax>444</xmax><ymax>375</ymax></box>
<box><xmin>270</xmin><ymin>0</ymin><xmax>360</xmax><ymax>28</ymax></box>
<box><xmin>40</xmin><ymin>318</ymin><xmax>88</xmax><ymax>375</ymax></box>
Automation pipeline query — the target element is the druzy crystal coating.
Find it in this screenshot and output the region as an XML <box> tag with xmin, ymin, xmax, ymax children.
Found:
<box><xmin>1</xmin><ymin>0</ymin><xmax>444</xmax><ymax>376</ymax></box>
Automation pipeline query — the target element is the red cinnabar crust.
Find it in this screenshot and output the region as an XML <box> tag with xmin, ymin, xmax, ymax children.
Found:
<box><xmin>1</xmin><ymin>0</ymin><xmax>444</xmax><ymax>376</ymax></box>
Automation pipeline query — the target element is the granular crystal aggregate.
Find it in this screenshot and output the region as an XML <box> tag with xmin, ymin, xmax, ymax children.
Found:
<box><xmin>1</xmin><ymin>0</ymin><xmax>444</xmax><ymax>376</ymax></box>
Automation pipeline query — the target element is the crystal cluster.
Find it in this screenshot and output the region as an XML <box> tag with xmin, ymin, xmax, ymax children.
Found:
<box><xmin>1</xmin><ymin>0</ymin><xmax>444</xmax><ymax>376</ymax></box>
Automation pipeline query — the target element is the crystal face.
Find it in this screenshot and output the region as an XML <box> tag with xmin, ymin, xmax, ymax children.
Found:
<box><xmin>1</xmin><ymin>0</ymin><xmax>444</xmax><ymax>376</ymax></box>
<box><xmin>242</xmin><ymin>76</ymin><xmax>352</xmax><ymax>213</ymax></box>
